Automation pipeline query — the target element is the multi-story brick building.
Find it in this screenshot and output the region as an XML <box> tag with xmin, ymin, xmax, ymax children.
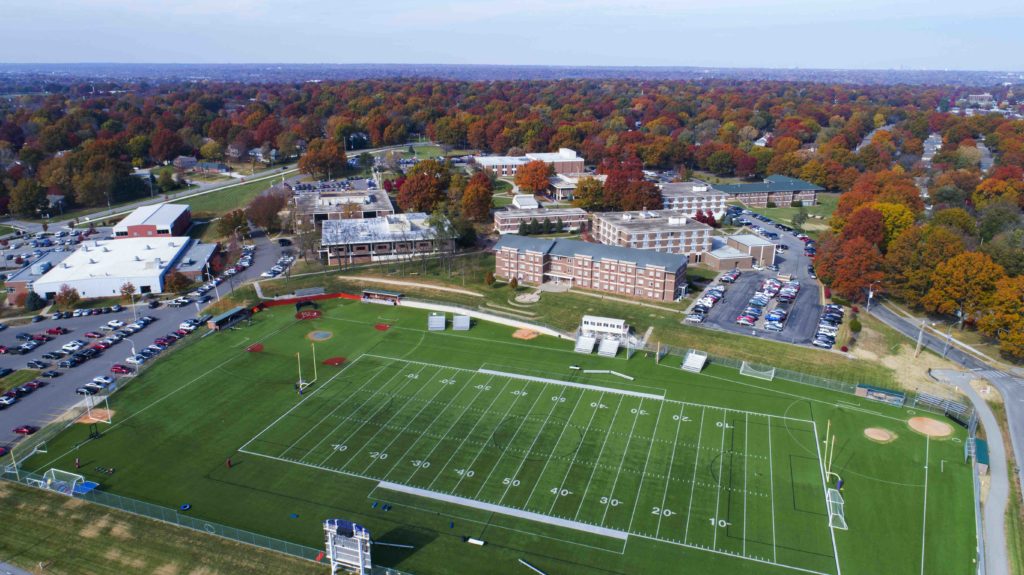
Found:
<box><xmin>493</xmin><ymin>235</ymin><xmax>687</xmax><ymax>302</ymax></box>
<box><xmin>658</xmin><ymin>181</ymin><xmax>729</xmax><ymax>217</ymax></box>
<box><xmin>712</xmin><ymin>175</ymin><xmax>822</xmax><ymax>208</ymax></box>
<box><xmin>318</xmin><ymin>213</ymin><xmax>452</xmax><ymax>265</ymax></box>
<box><xmin>591</xmin><ymin>210</ymin><xmax>713</xmax><ymax>263</ymax></box>
<box><xmin>112</xmin><ymin>204</ymin><xmax>192</xmax><ymax>239</ymax></box>
<box><xmin>493</xmin><ymin>206</ymin><xmax>589</xmax><ymax>234</ymax></box>
<box><xmin>473</xmin><ymin>148</ymin><xmax>585</xmax><ymax>177</ymax></box>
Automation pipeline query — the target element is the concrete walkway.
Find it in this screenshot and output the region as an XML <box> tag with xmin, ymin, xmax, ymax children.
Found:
<box><xmin>930</xmin><ymin>370</ymin><xmax>1009</xmax><ymax>575</ymax></box>
<box><xmin>0</xmin><ymin>561</ymin><xmax>34</xmax><ymax>575</ymax></box>
<box><xmin>341</xmin><ymin>277</ymin><xmax>483</xmax><ymax>297</ymax></box>
<box><xmin>398</xmin><ymin>299</ymin><xmax>567</xmax><ymax>338</ymax></box>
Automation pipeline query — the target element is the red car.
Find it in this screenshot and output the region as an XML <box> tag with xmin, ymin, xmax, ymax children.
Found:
<box><xmin>12</xmin><ymin>425</ymin><xmax>39</xmax><ymax>435</ymax></box>
<box><xmin>23</xmin><ymin>381</ymin><xmax>46</xmax><ymax>391</ymax></box>
<box><xmin>110</xmin><ymin>364</ymin><xmax>134</xmax><ymax>375</ymax></box>
<box><xmin>31</xmin><ymin>333</ymin><xmax>52</xmax><ymax>342</ymax></box>
<box><xmin>0</xmin><ymin>446</ymin><xmax>8</xmax><ymax>457</ymax></box>
<box><xmin>0</xmin><ymin>345</ymin><xmax>8</xmax><ymax>354</ymax></box>
<box><xmin>92</xmin><ymin>342</ymin><xmax>110</xmax><ymax>350</ymax></box>
<box><xmin>174</xmin><ymin>329</ymin><xmax>189</xmax><ymax>337</ymax></box>
<box><xmin>45</xmin><ymin>326</ymin><xmax>68</xmax><ymax>335</ymax></box>
<box><xmin>84</xmin><ymin>331</ymin><xmax>104</xmax><ymax>338</ymax></box>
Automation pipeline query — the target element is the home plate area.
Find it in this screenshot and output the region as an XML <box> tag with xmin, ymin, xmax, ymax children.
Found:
<box><xmin>240</xmin><ymin>355</ymin><xmax>839</xmax><ymax>574</ymax></box>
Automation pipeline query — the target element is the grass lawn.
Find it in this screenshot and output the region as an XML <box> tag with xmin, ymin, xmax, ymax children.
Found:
<box><xmin>20</xmin><ymin>300</ymin><xmax>976</xmax><ymax>575</ymax></box>
<box><xmin>756</xmin><ymin>193</ymin><xmax>841</xmax><ymax>228</ymax></box>
<box><xmin>183</xmin><ymin>173</ymin><xmax>293</xmax><ymax>216</ymax></box>
<box><xmin>0</xmin><ymin>370</ymin><xmax>39</xmax><ymax>393</ymax></box>
<box><xmin>0</xmin><ymin>480</ymin><xmax>321</xmax><ymax>575</ymax></box>
<box><xmin>0</xmin><ymin>224</ymin><xmax>18</xmax><ymax>237</ymax></box>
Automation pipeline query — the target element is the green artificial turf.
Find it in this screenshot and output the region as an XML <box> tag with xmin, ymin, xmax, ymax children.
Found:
<box><xmin>21</xmin><ymin>301</ymin><xmax>977</xmax><ymax>574</ymax></box>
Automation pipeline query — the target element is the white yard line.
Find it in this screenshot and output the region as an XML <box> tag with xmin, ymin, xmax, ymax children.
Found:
<box><xmin>656</xmin><ymin>403</ymin><xmax>686</xmax><ymax>539</ymax></box>
<box><xmin>356</xmin><ymin>367</ymin><xmax>460</xmax><ymax>476</ymax></box>
<box><xmin>471</xmin><ymin>381</ymin><xmax>550</xmax><ymax>499</ymax></box>
<box><xmin>495</xmin><ymin>386</ymin><xmax>570</xmax><ymax>506</ymax></box>
<box><xmin>811</xmin><ymin>419</ymin><xmax>842</xmax><ymax>575</ymax></box>
<box><xmin>314</xmin><ymin>364</ymin><xmax>429</xmax><ymax>467</ymax></box>
<box><xmin>573</xmin><ymin>397</ymin><xmax>625</xmax><ymax>522</ymax></box>
<box><xmin>920</xmin><ymin>437</ymin><xmax>930</xmax><ymax>575</ymax></box>
<box><xmin>624</xmin><ymin>400</ymin><xmax>664</xmax><ymax>533</ymax></box>
<box><xmin>768</xmin><ymin>415</ymin><xmax>778</xmax><ymax>562</ymax></box>
<box><xmin>547</xmin><ymin>392</ymin><xmax>608</xmax><ymax>515</ymax></box>
<box><xmin>404</xmin><ymin>374</ymin><xmax>498</xmax><ymax>485</ymax></box>
<box><xmin>427</xmin><ymin>377</ymin><xmax>517</xmax><ymax>492</ymax></box>
<box><xmin>743</xmin><ymin>413</ymin><xmax>749</xmax><ymax>557</ymax></box>
<box><xmin>522</xmin><ymin>392</ymin><xmax>585</xmax><ymax>509</ymax></box>
<box><xmin>712</xmin><ymin>410</ymin><xmax>728</xmax><ymax>550</ymax></box>
<box><xmin>376</xmin><ymin>371</ymin><xmax>483</xmax><ymax>481</ymax></box>
<box><xmin>601</xmin><ymin>399</ymin><xmax>652</xmax><ymax>526</ymax></box>
<box><xmin>631</xmin><ymin>534</ymin><xmax>835</xmax><ymax>575</ymax></box>
<box><xmin>683</xmin><ymin>407</ymin><xmax>707</xmax><ymax>544</ymax></box>
<box><xmin>477</xmin><ymin>368</ymin><xmax>663</xmax><ymax>400</ymax></box>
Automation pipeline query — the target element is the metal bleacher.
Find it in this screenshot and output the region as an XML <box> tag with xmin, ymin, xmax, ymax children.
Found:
<box><xmin>681</xmin><ymin>350</ymin><xmax>708</xmax><ymax>373</ymax></box>
<box><xmin>597</xmin><ymin>338</ymin><xmax>620</xmax><ymax>358</ymax></box>
<box><xmin>574</xmin><ymin>335</ymin><xmax>597</xmax><ymax>354</ymax></box>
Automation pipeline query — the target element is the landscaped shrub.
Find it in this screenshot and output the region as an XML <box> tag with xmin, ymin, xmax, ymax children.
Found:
<box><xmin>840</xmin><ymin>345</ymin><xmax>849</xmax><ymax>352</ymax></box>
<box><xmin>849</xmin><ymin>318</ymin><xmax>862</xmax><ymax>333</ymax></box>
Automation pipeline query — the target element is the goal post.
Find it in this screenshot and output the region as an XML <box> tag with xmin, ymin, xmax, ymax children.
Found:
<box><xmin>41</xmin><ymin>468</ymin><xmax>85</xmax><ymax>496</ymax></box>
<box><xmin>827</xmin><ymin>488</ymin><xmax>848</xmax><ymax>530</ymax></box>
<box><xmin>739</xmin><ymin>361</ymin><xmax>776</xmax><ymax>381</ymax></box>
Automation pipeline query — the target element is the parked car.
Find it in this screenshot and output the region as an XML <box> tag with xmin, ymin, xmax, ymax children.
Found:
<box><xmin>110</xmin><ymin>364</ymin><xmax>134</xmax><ymax>375</ymax></box>
<box><xmin>76</xmin><ymin>386</ymin><xmax>100</xmax><ymax>396</ymax></box>
<box><xmin>26</xmin><ymin>360</ymin><xmax>49</xmax><ymax>369</ymax></box>
<box><xmin>0</xmin><ymin>396</ymin><xmax>15</xmax><ymax>408</ymax></box>
<box><xmin>40</xmin><ymin>370</ymin><xmax>61</xmax><ymax>378</ymax></box>
<box><xmin>12</xmin><ymin>425</ymin><xmax>39</xmax><ymax>435</ymax></box>
<box><xmin>45</xmin><ymin>326</ymin><xmax>68</xmax><ymax>335</ymax></box>
<box><xmin>92</xmin><ymin>375</ymin><xmax>115</xmax><ymax>385</ymax></box>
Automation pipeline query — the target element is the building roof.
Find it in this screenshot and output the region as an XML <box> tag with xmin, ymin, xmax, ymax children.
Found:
<box><xmin>210</xmin><ymin>306</ymin><xmax>248</xmax><ymax>324</ymax></box>
<box><xmin>706</xmin><ymin>238</ymin><xmax>751</xmax><ymax>260</ymax></box>
<box><xmin>175</xmin><ymin>241</ymin><xmax>218</xmax><ymax>275</ymax></box>
<box><xmin>525</xmin><ymin>148</ymin><xmax>580</xmax><ymax>163</ymax></box>
<box><xmin>3</xmin><ymin>250</ymin><xmax>74</xmax><ymax>285</ymax></box>
<box><xmin>113</xmin><ymin>204</ymin><xmax>190</xmax><ymax>232</ymax></box>
<box><xmin>729</xmin><ymin>234</ymin><xmax>775</xmax><ymax>247</ymax></box>
<box><xmin>293</xmin><ymin>188</ymin><xmax>394</xmax><ymax>217</ymax></box>
<box><xmin>495</xmin><ymin>235</ymin><xmax>687</xmax><ymax>270</ymax></box>
<box><xmin>320</xmin><ymin>213</ymin><xmax>440</xmax><ymax>246</ymax></box>
<box><xmin>474</xmin><ymin>155</ymin><xmax>529</xmax><ymax>167</ymax></box>
<box><xmin>34</xmin><ymin>237</ymin><xmax>191</xmax><ymax>287</ymax></box>
<box><xmin>712</xmin><ymin>175</ymin><xmax>824</xmax><ymax>195</ymax></box>
<box><xmin>512</xmin><ymin>194</ymin><xmax>539</xmax><ymax>209</ymax></box>
<box><xmin>659</xmin><ymin>181</ymin><xmax>726</xmax><ymax>197</ymax></box>
<box><xmin>593</xmin><ymin>210</ymin><xmax>713</xmax><ymax>233</ymax></box>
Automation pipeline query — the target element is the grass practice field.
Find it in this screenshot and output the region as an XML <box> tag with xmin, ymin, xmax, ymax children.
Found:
<box><xmin>23</xmin><ymin>300</ymin><xmax>977</xmax><ymax>575</ymax></box>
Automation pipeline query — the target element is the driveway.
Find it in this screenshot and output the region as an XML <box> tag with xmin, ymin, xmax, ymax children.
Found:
<box><xmin>0</xmin><ymin>229</ymin><xmax>280</xmax><ymax>445</ymax></box>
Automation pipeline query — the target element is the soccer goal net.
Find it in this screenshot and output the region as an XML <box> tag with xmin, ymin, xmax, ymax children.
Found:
<box><xmin>740</xmin><ymin>361</ymin><xmax>776</xmax><ymax>381</ymax></box>
<box><xmin>827</xmin><ymin>488</ymin><xmax>848</xmax><ymax>530</ymax></box>
<box><xmin>40</xmin><ymin>468</ymin><xmax>85</xmax><ymax>497</ymax></box>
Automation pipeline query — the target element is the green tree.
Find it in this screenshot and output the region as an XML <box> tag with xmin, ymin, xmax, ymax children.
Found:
<box><xmin>706</xmin><ymin>150</ymin><xmax>736</xmax><ymax>176</ymax></box>
<box><xmin>157</xmin><ymin>170</ymin><xmax>178</xmax><ymax>193</ymax></box>
<box><xmin>572</xmin><ymin>177</ymin><xmax>605</xmax><ymax>211</ymax></box>
<box><xmin>791</xmin><ymin>207</ymin><xmax>808</xmax><ymax>228</ymax></box>
<box><xmin>217</xmin><ymin>209</ymin><xmax>250</xmax><ymax>238</ymax></box>
<box><xmin>199</xmin><ymin>140</ymin><xmax>223</xmax><ymax>160</ymax></box>
<box><xmin>163</xmin><ymin>271</ymin><xmax>192</xmax><ymax>294</ymax></box>
<box><xmin>9</xmin><ymin>178</ymin><xmax>47</xmax><ymax>217</ymax></box>
<box><xmin>24</xmin><ymin>291</ymin><xmax>45</xmax><ymax>311</ymax></box>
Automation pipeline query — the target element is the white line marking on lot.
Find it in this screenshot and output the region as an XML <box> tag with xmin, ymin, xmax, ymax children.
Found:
<box><xmin>548</xmin><ymin>391</ymin><xmax>607</xmax><ymax>516</ymax></box>
<box><xmin>683</xmin><ymin>406</ymin><xmax>706</xmax><ymax>544</ymax></box>
<box><xmin>522</xmin><ymin>391</ymin><xmax>585</xmax><ymax>510</ymax></box>
<box><xmin>495</xmin><ymin>385</ymin><xmax>569</xmax><ymax>506</ymax></box>
<box><xmin>471</xmin><ymin>381</ymin><xmax>549</xmax><ymax>499</ymax></box>
<box><xmin>573</xmin><ymin>396</ymin><xmax>625</xmax><ymax>521</ymax></box>
<box><xmin>920</xmin><ymin>437</ymin><xmax>930</xmax><ymax>575</ymax></box>
<box><xmin>655</xmin><ymin>403</ymin><xmax>686</xmax><ymax>539</ymax></box>
<box><xmin>624</xmin><ymin>399</ymin><xmax>663</xmax><ymax>533</ymax></box>
<box><xmin>426</xmin><ymin>376</ymin><xmax>517</xmax><ymax>492</ymax></box>
<box><xmin>712</xmin><ymin>410</ymin><xmax>728</xmax><ymax>550</ymax></box>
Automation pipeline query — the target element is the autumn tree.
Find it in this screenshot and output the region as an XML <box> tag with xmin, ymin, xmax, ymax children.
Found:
<box><xmin>884</xmin><ymin>225</ymin><xmax>965</xmax><ymax>307</ymax></box>
<box><xmin>982</xmin><ymin>229</ymin><xmax>1024</xmax><ymax>277</ymax></box>
<box><xmin>298</xmin><ymin>138</ymin><xmax>347</xmax><ymax>180</ymax></box>
<box><xmin>9</xmin><ymin>177</ymin><xmax>47</xmax><ymax>217</ymax></box>
<box><xmin>217</xmin><ymin>209</ymin><xmax>250</xmax><ymax>238</ymax></box>
<box><xmin>461</xmin><ymin>172</ymin><xmax>493</xmax><ymax>222</ymax></box>
<box><xmin>868</xmin><ymin>202</ymin><xmax>916</xmax><ymax>250</ymax></box>
<box><xmin>515</xmin><ymin>160</ymin><xmax>551</xmax><ymax>193</ymax></box>
<box><xmin>246</xmin><ymin>191</ymin><xmax>289</xmax><ymax>232</ymax></box>
<box><xmin>977</xmin><ymin>276</ymin><xmax>1024</xmax><ymax>359</ymax></box>
<box><xmin>931</xmin><ymin>208</ymin><xmax>977</xmax><ymax>237</ymax></box>
<box><xmin>572</xmin><ymin>177</ymin><xmax>605</xmax><ymax>211</ymax></box>
<box><xmin>922</xmin><ymin>252</ymin><xmax>1006</xmax><ymax>328</ymax></box>
<box><xmin>54</xmin><ymin>284</ymin><xmax>81</xmax><ymax>309</ymax></box>
<box><xmin>839</xmin><ymin>206</ymin><xmax>885</xmax><ymax>248</ymax></box>
<box><xmin>163</xmin><ymin>271</ymin><xmax>193</xmax><ymax>294</ymax></box>
<box><xmin>199</xmin><ymin>140</ymin><xmax>223</xmax><ymax>160</ymax></box>
<box><xmin>816</xmin><ymin>236</ymin><xmax>885</xmax><ymax>302</ymax></box>
<box><xmin>120</xmin><ymin>281</ymin><xmax>136</xmax><ymax>301</ymax></box>
<box><xmin>397</xmin><ymin>160</ymin><xmax>450</xmax><ymax>213</ymax></box>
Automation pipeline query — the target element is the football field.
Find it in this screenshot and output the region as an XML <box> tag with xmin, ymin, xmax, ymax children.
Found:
<box><xmin>242</xmin><ymin>354</ymin><xmax>838</xmax><ymax>574</ymax></box>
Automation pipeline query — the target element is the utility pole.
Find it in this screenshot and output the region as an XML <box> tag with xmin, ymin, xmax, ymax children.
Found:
<box><xmin>914</xmin><ymin>319</ymin><xmax>927</xmax><ymax>357</ymax></box>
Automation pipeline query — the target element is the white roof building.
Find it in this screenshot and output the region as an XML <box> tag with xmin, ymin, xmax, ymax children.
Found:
<box><xmin>512</xmin><ymin>194</ymin><xmax>539</xmax><ymax>209</ymax></box>
<box><xmin>112</xmin><ymin>204</ymin><xmax>191</xmax><ymax>238</ymax></box>
<box><xmin>32</xmin><ymin>237</ymin><xmax>192</xmax><ymax>298</ymax></box>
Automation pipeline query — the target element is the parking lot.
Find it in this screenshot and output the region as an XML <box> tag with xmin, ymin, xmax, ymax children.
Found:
<box><xmin>686</xmin><ymin>209</ymin><xmax>832</xmax><ymax>346</ymax></box>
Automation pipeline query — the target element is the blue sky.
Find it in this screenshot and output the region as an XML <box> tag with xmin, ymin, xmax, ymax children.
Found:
<box><xmin>2</xmin><ymin>0</ymin><xmax>1022</xmax><ymax>70</ymax></box>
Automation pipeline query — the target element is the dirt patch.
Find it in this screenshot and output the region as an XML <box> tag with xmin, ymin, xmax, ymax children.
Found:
<box><xmin>512</xmin><ymin>328</ymin><xmax>539</xmax><ymax>340</ymax></box>
<box><xmin>864</xmin><ymin>427</ymin><xmax>897</xmax><ymax>443</ymax></box>
<box><xmin>79</xmin><ymin>514</ymin><xmax>111</xmax><ymax>538</ymax></box>
<box><xmin>908</xmin><ymin>416</ymin><xmax>954</xmax><ymax>438</ymax></box>
<box><xmin>306</xmin><ymin>330</ymin><xmax>333</xmax><ymax>342</ymax></box>
<box><xmin>971</xmin><ymin>378</ymin><xmax>1002</xmax><ymax>404</ymax></box>
<box><xmin>514</xmin><ymin>292</ymin><xmax>540</xmax><ymax>304</ymax></box>
<box><xmin>154</xmin><ymin>563</ymin><xmax>181</xmax><ymax>575</ymax></box>
<box><xmin>76</xmin><ymin>408</ymin><xmax>115</xmax><ymax>424</ymax></box>
<box><xmin>295</xmin><ymin>310</ymin><xmax>322</xmax><ymax>320</ymax></box>
<box><xmin>109</xmin><ymin>521</ymin><xmax>133</xmax><ymax>540</ymax></box>
<box><xmin>104</xmin><ymin>548</ymin><xmax>145</xmax><ymax>569</ymax></box>
<box><xmin>850</xmin><ymin>323</ymin><xmax>964</xmax><ymax>396</ymax></box>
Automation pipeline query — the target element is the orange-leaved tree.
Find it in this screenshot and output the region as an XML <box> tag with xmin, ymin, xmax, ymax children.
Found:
<box><xmin>922</xmin><ymin>252</ymin><xmax>1006</xmax><ymax>328</ymax></box>
<box><xmin>978</xmin><ymin>276</ymin><xmax>1024</xmax><ymax>359</ymax></box>
<box><xmin>514</xmin><ymin>160</ymin><xmax>551</xmax><ymax>193</ymax></box>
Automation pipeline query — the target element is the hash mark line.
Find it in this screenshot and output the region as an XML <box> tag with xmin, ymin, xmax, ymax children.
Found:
<box><xmin>547</xmin><ymin>391</ymin><xmax>607</xmax><ymax>516</ymax></box>
<box><xmin>427</xmin><ymin>376</ymin><xmax>516</xmax><ymax>491</ymax></box>
<box><xmin>920</xmin><ymin>437</ymin><xmax>930</xmax><ymax>575</ymax></box>
<box><xmin>572</xmin><ymin>396</ymin><xmax>625</xmax><ymax>522</ymax></box>
<box><xmin>495</xmin><ymin>385</ymin><xmax>570</xmax><ymax>506</ymax></box>
<box><xmin>683</xmin><ymin>407</ymin><xmax>707</xmax><ymax>544</ymax></box>
<box><xmin>624</xmin><ymin>399</ymin><xmax>664</xmax><ymax>534</ymax></box>
<box><xmin>522</xmin><ymin>391</ymin><xmax>585</xmax><ymax>510</ymax></box>
<box><xmin>276</xmin><ymin>361</ymin><xmax>394</xmax><ymax>459</ymax></box>
<box><xmin>378</xmin><ymin>372</ymin><xmax>488</xmax><ymax>483</ymax></box>
<box><xmin>601</xmin><ymin>398</ymin><xmax>650</xmax><ymax>526</ymax></box>
<box><xmin>471</xmin><ymin>381</ymin><xmax>550</xmax><ymax>499</ymax></box>
<box><xmin>768</xmin><ymin>415</ymin><xmax>777</xmax><ymax>562</ymax></box>
<box><xmin>655</xmin><ymin>403</ymin><xmax>686</xmax><ymax>539</ymax></box>
<box><xmin>404</xmin><ymin>374</ymin><xmax>497</xmax><ymax>486</ymax></box>
<box><xmin>314</xmin><ymin>364</ymin><xmax>428</xmax><ymax>467</ymax></box>
<box><xmin>712</xmin><ymin>410</ymin><xmax>728</xmax><ymax>550</ymax></box>
<box><xmin>743</xmin><ymin>413</ymin><xmax>749</xmax><ymax>557</ymax></box>
<box><xmin>630</xmin><ymin>534</ymin><xmax>835</xmax><ymax>575</ymax></box>
<box><xmin>356</xmin><ymin>367</ymin><xmax>463</xmax><ymax>476</ymax></box>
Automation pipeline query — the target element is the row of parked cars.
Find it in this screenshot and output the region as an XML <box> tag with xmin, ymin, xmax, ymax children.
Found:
<box><xmin>260</xmin><ymin>252</ymin><xmax>294</xmax><ymax>279</ymax></box>
<box><xmin>686</xmin><ymin>283</ymin><xmax>728</xmax><ymax>324</ymax></box>
<box><xmin>736</xmin><ymin>278</ymin><xmax>802</xmax><ymax>331</ymax></box>
<box><xmin>812</xmin><ymin>305</ymin><xmax>845</xmax><ymax>349</ymax></box>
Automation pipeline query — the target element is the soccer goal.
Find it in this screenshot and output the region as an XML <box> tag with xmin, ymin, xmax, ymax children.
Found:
<box><xmin>40</xmin><ymin>468</ymin><xmax>85</xmax><ymax>497</ymax></box>
<box><xmin>827</xmin><ymin>488</ymin><xmax>848</xmax><ymax>530</ymax></box>
<box><xmin>740</xmin><ymin>361</ymin><xmax>776</xmax><ymax>381</ymax></box>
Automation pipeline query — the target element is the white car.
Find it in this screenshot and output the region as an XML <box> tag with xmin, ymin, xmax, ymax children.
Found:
<box><xmin>752</xmin><ymin>264</ymin><xmax>765</xmax><ymax>271</ymax></box>
<box><xmin>260</xmin><ymin>271</ymin><xmax>277</xmax><ymax>278</ymax></box>
<box><xmin>107</xmin><ymin>319</ymin><xmax>125</xmax><ymax>328</ymax></box>
<box><xmin>62</xmin><ymin>340</ymin><xmax>85</xmax><ymax>352</ymax></box>
<box><xmin>92</xmin><ymin>375</ymin><xmax>114</xmax><ymax>385</ymax></box>
<box><xmin>125</xmin><ymin>355</ymin><xmax>146</xmax><ymax>365</ymax></box>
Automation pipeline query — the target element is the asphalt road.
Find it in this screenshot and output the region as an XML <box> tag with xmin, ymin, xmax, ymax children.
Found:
<box><xmin>693</xmin><ymin>219</ymin><xmax>828</xmax><ymax>346</ymax></box>
<box><xmin>0</xmin><ymin>228</ymin><xmax>282</xmax><ymax>446</ymax></box>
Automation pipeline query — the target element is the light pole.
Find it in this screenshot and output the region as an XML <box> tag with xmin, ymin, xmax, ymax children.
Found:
<box><xmin>941</xmin><ymin>321</ymin><xmax>954</xmax><ymax>358</ymax></box>
<box><xmin>867</xmin><ymin>281</ymin><xmax>881</xmax><ymax>311</ymax></box>
<box><xmin>205</xmin><ymin>262</ymin><xmax>221</xmax><ymax>302</ymax></box>
<box><xmin>125</xmin><ymin>337</ymin><xmax>137</xmax><ymax>359</ymax></box>
<box><xmin>128</xmin><ymin>291</ymin><xmax>138</xmax><ymax>324</ymax></box>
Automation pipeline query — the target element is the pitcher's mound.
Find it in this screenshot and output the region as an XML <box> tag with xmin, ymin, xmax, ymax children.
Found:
<box><xmin>864</xmin><ymin>427</ymin><xmax>896</xmax><ymax>443</ymax></box>
<box><xmin>512</xmin><ymin>328</ymin><xmax>539</xmax><ymax>340</ymax></box>
<box><xmin>908</xmin><ymin>417</ymin><xmax>953</xmax><ymax>438</ymax></box>
<box><xmin>77</xmin><ymin>409</ymin><xmax>115</xmax><ymax>424</ymax></box>
<box><xmin>307</xmin><ymin>330</ymin><xmax>333</xmax><ymax>342</ymax></box>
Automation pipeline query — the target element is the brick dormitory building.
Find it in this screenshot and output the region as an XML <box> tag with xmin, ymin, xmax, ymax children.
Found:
<box><xmin>711</xmin><ymin>175</ymin><xmax>822</xmax><ymax>208</ymax></box>
<box><xmin>493</xmin><ymin>235</ymin><xmax>687</xmax><ymax>302</ymax></box>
